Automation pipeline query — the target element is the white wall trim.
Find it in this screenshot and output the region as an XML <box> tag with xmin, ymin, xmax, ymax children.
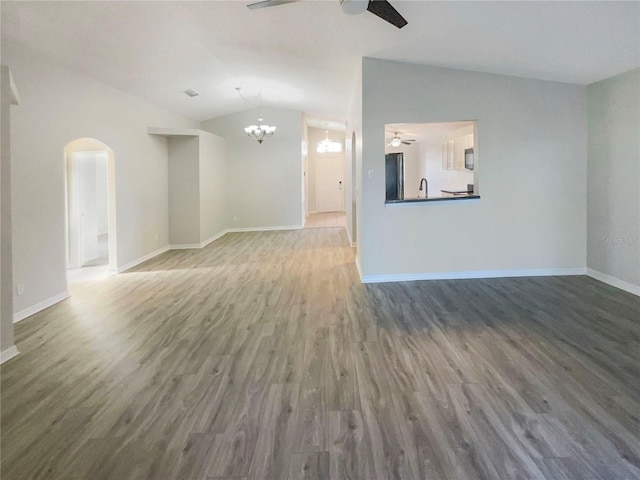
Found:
<box><xmin>360</xmin><ymin>267</ymin><xmax>587</xmax><ymax>284</ymax></box>
<box><xmin>14</xmin><ymin>290</ymin><xmax>70</xmax><ymax>323</ymax></box>
<box><xmin>170</xmin><ymin>229</ymin><xmax>228</xmax><ymax>250</ymax></box>
<box><xmin>200</xmin><ymin>229</ymin><xmax>228</xmax><ymax>248</ymax></box>
<box><xmin>169</xmin><ymin>243</ymin><xmax>202</xmax><ymax>250</ymax></box>
<box><xmin>355</xmin><ymin>256</ymin><xmax>364</xmax><ymax>283</ymax></box>
<box><xmin>587</xmin><ymin>268</ymin><xmax>640</xmax><ymax>297</ymax></box>
<box><xmin>146</xmin><ymin>226</ymin><xmax>303</xmax><ymax>258</ymax></box>
<box><xmin>117</xmin><ymin>246</ymin><xmax>170</xmax><ymax>273</ymax></box>
<box><xmin>226</xmin><ymin>225</ymin><xmax>303</xmax><ymax>233</ymax></box>
<box><xmin>8</xmin><ymin>67</ymin><xmax>20</xmax><ymax>105</ymax></box>
<box><xmin>0</xmin><ymin>345</ymin><xmax>20</xmax><ymax>364</ymax></box>
<box><xmin>345</xmin><ymin>227</ymin><xmax>357</xmax><ymax>248</ymax></box>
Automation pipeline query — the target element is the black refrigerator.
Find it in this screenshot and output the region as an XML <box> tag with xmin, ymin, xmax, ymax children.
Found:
<box><xmin>385</xmin><ymin>153</ymin><xmax>404</xmax><ymax>201</ymax></box>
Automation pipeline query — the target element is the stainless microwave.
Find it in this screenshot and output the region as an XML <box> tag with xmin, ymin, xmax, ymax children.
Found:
<box><xmin>464</xmin><ymin>148</ymin><xmax>474</xmax><ymax>170</ymax></box>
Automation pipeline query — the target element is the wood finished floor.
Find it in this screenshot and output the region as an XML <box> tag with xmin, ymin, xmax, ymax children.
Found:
<box><xmin>304</xmin><ymin>212</ymin><xmax>347</xmax><ymax>229</ymax></box>
<box><xmin>2</xmin><ymin>228</ymin><xmax>640</xmax><ymax>480</ymax></box>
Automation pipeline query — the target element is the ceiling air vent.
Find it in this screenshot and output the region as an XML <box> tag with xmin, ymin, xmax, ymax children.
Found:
<box><xmin>183</xmin><ymin>89</ymin><xmax>199</xmax><ymax>98</ymax></box>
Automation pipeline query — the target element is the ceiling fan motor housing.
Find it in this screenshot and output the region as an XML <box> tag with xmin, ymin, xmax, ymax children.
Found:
<box><xmin>340</xmin><ymin>0</ymin><xmax>369</xmax><ymax>15</ymax></box>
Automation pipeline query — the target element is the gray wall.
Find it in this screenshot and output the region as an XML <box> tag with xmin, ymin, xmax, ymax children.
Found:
<box><xmin>168</xmin><ymin>136</ymin><xmax>201</xmax><ymax>246</ymax></box>
<box><xmin>199</xmin><ymin>132</ymin><xmax>227</xmax><ymax>243</ymax></box>
<box><xmin>1</xmin><ymin>66</ymin><xmax>15</xmax><ymax>355</ymax></box>
<box><xmin>360</xmin><ymin>58</ymin><xmax>588</xmax><ymax>278</ymax></box>
<box><xmin>202</xmin><ymin>107</ymin><xmax>303</xmax><ymax>229</ymax></box>
<box><xmin>6</xmin><ymin>43</ymin><xmax>198</xmax><ymax>315</ymax></box>
<box><xmin>587</xmin><ymin>68</ymin><xmax>640</xmax><ymax>289</ymax></box>
<box><xmin>345</xmin><ymin>63</ymin><xmax>362</xmax><ymax>248</ymax></box>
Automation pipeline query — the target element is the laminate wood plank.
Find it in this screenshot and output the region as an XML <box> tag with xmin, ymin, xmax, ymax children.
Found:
<box><xmin>2</xmin><ymin>227</ymin><xmax>639</xmax><ymax>480</ymax></box>
<box><xmin>288</xmin><ymin>451</ymin><xmax>330</xmax><ymax>480</ymax></box>
<box><xmin>327</xmin><ymin>410</ymin><xmax>375</xmax><ymax>480</ymax></box>
<box><xmin>353</xmin><ymin>340</ymin><xmax>414</xmax><ymax>479</ymax></box>
<box><xmin>247</xmin><ymin>383</ymin><xmax>300</xmax><ymax>479</ymax></box>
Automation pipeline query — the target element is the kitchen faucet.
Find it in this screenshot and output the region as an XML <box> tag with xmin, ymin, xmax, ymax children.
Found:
<box><xmin>419</xmin><ymin>178</ymin><xmax>428</xmax><ymax>197</ymax></box>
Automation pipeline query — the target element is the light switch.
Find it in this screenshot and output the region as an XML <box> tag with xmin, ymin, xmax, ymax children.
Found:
<box><xmin>368</xmin><ymin>169</ymin><xmax>375</xmax><ymax>179</ymax></box>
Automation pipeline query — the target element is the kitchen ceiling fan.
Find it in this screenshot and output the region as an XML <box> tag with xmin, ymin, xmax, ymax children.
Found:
<box><xmin>247</xmin><ymin>0</ymin><xmax>408</xmax><ymax>29</ymax></box>
<box><xmin>387</xmin><ymin>132</ymin><xmax>416</xmax><ymax>147</ymax></box>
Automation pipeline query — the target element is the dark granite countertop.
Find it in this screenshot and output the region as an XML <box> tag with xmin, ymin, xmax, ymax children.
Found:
<box><xmin>386</xmin><ymin>194</ymin><xmax>480</xmax><ymax>204</ymax></box>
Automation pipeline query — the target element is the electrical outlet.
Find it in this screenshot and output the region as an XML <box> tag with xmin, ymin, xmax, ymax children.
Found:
<box><xmin>233</xmin><ymin>216</ymin><xmax>238</xmax><ymax>222</ymax></box>
<box><xmin>154</xmin><ymin>233</ymin><xmax>159</xmax><ymax>242</ymax></box>
<box><xmin>16</xmin><ymin>283</ymin><xmax>25</xmax><ymax>296</ymax></box>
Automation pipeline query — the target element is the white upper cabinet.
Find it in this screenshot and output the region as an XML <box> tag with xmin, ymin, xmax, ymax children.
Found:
<box><xmin>442</xmin><ymin>133</ymin><xmax>473</xmax><ymax>170</ymax></box>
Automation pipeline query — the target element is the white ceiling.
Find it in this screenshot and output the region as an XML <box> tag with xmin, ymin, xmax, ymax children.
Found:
<box><xmin>2</xmin><ymin>1</ymin><xmax>639</xmax><ymax>123</ymax></box>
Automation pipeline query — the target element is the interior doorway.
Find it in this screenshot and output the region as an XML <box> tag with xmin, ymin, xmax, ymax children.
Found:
<box><xmin>64</xmin><ymin>138</ymin><xmax>117</xmax><ymax>283</ymax></box>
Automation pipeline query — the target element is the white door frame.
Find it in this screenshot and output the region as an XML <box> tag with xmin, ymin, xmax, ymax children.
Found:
<box><xmin>64</xmin><ymin>138</ymin><xmax>117</xmax><ymax>275</ymax></box>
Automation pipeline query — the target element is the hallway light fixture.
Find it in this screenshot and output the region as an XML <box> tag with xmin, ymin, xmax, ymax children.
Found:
<box><xmin>237</xmin><ymin>88</ymin><xmax>277</xmax><ymax>144</ymax></box>
<box><xmin>317</xmin><ymin>126</ymin><xmax>342</xmax><ymax>153</ymax></box>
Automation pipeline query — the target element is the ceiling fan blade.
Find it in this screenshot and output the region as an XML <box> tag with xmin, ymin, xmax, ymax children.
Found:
<box><xmin>366</xmin><ymin>0</ymin><xmax>408</xmax><ymax>29</ymax></box>
<box><xmin>401</xmin><ymin>141</ymin><xmax>411</xmax><ymax>145</ymax></box>
<box><xmin>247</xmin><ymin>0</ymin><xmax>298</xmax><ymax>10</ymax></box>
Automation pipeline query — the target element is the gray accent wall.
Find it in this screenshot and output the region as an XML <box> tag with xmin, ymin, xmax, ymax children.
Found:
<box><xmin>168</xmin><ymin>136</ymin><xmax>201</xmax><ymax>246</ymax></box>
<box><xmin>199</xmin><ymin>132</ymin><xmax>227</xmax><ymax>244</ymax></box>
<box><xmin>360</xmin><ymin>58</ymin><xmax>588</xmax><ymax>278</ymax></box>
<box><xmin>587</xmin><ymin>68</ymin><xmax>640</xmax><ymax>288</ymax></box>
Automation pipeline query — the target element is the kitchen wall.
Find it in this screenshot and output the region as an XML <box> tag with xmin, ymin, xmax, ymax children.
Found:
<box><xmin>420</xmin><ymin>124</ymin><xmax>474</xmax><ymax>195</ymax></box>
<box><xmin>587</xmin><ymin>68</ymin><xmax>640</xmax><ymax>294</ymax></box>
<box><xmin>202</xmin><ymin>107</ymin><xmax>303</xmax><ymax>230</ymax></box>
<box><xmin>6</xmin><ymin>43</ymin><xmax>199</xmax><ymax>317</ymax></box>
<box><xmin>360</xmin><ymin>58</ymin><xmax>587</xmax><ymax>279</ymax></box>
<box><xmin>307</xmin><ymin>127</ymin><xmax>345</xmax><ymax>212</ymax></box>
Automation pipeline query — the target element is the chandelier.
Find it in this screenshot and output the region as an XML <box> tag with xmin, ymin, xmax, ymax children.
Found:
<box><xmin>317</xmin><ymin>128</ymin><xmax>342</xmax><ymax>153</ymax></box>
<box><xmin>244</xmin><ymin>117</ymin><xmax>276</xmax><ymax>144</ymax></box>
<box><xmin>237</xmin><ymin>88</ymin><xmax>277</xmax><ymax>144</ymax></box>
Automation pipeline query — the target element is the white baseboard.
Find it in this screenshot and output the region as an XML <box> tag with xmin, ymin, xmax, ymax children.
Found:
<box><xmin>200</xmin><ymin>230</ymin><xmax>228</xmax><ymax>248</ymax></box>
<box><xmin>170</xmin><ymin>229</ymin><xmax>228</xmax><ymax>250</ymax></box>
<box><xmin>14</xmin><ymin>290</ymin><xmax>70</xmax><ymax>323</ymax></box>
<box><xmin>1</xmin><ymin>345</ymin><xmax>20</xmax><ymax>364</ymax></box>
<box><xmin>117</xmin><ymin>246</ymin><xmax>170</xmax><ymax>273</ymax></box>
<box><xmin>125</xmin><ymin>227</ymin><xmax>303</xmax><ymax>266</ymax></box>
<box><xmin>346</xmin><ymin>228</ymin><xmax>357</xmax><ymax>248</ymax></box>
<box><xmin>226</xmin><ymin>225</ymin><xmax>303</xmax><ymax>233</ymax></box>
<box><xmin>355</xmin><ymin>256</ymin><xmax>364</xmax><ymax>282</ymax></box>
<box><xmin>587</xmin><ymin>268</ymin><xmax>640</xmax><ymax>297</ymax></box>
<box><xmin>169</xmin><ymin>243</ymin><xmax>202</xmax><ymax>249</ymax></box>
<box><xmin>360</xmin><ymin>267</ymin><xmax>587</xmax><ymax>284</ymax></box>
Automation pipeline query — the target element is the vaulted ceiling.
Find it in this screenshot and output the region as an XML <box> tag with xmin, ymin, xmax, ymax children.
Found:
<box><xmin>2</xmin><ymin>1</ymin><xmax>639</xmax><ymax>122</ymax></box>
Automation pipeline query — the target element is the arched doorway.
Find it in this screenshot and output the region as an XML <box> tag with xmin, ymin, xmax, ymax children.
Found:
<box><xmin>64</xmin><ymin>138</ymin><xmax>117</xmax><ymax>283</ymax></box>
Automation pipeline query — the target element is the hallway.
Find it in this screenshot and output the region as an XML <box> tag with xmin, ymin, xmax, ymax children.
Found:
<box><xmin>304</xmin><ymin>211</ymin><xmax>346</xmax><ymax>229</ymax></box>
